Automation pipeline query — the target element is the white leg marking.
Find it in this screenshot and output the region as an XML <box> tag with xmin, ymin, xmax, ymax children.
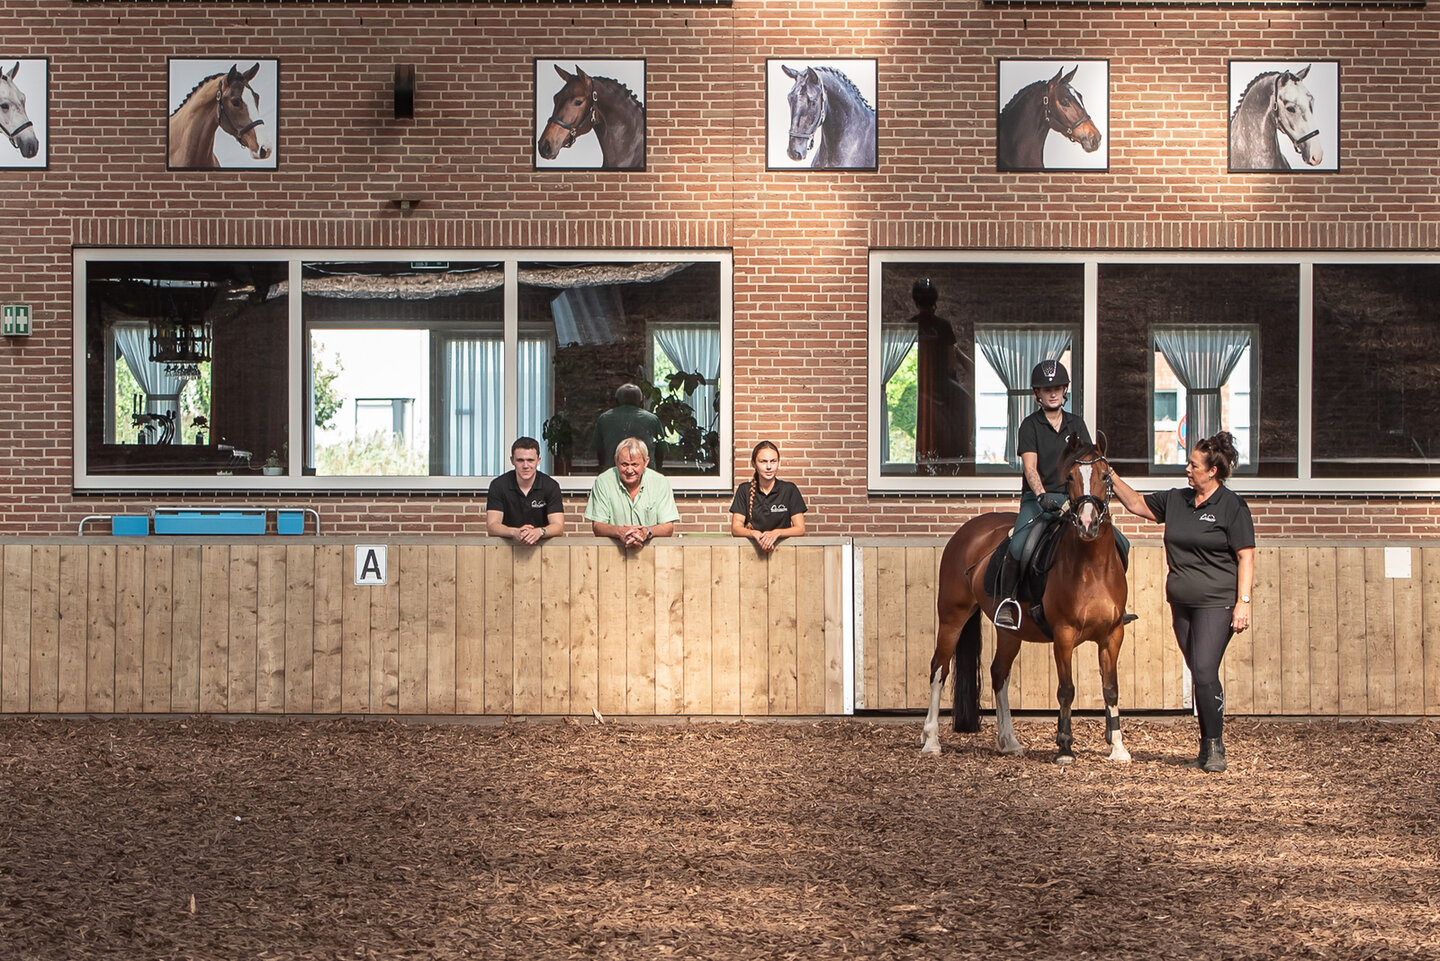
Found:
<box><xmin>921</xmin><ymin>665</ymin><xmax>944</xmax><ymax>755</ymax></box>
<box><xmin>1106</xmin><ymin>705</ymin><xmax>1131</xmax><ymax>762</ymax></box>
<box><xmin>995</xmin><ymin>685</ymin><xmax>1024</xmax><ymax>755</ymax></box>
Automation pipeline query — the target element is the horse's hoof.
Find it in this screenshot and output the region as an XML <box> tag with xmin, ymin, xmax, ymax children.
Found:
<box><xmin>1108</xmin><ymin>749</ymin><xmax>1132</xmax><ymax>763</ymax></box>
<box><xmin>921</xmin><ymin>740</ymin><xmax>942</xmax><ymax>756</ymax></box>
<box><xmin>997</xmin><ymin>742</ymin><xmax>1024</xmax><ymax>756</ymax></box>
<box><xmin>1055</xmin><ymin>753</ymin><xmax>1075</xmax><ymax>765</ymax></box>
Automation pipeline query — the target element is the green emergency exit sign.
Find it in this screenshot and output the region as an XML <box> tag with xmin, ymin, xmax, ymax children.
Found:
<box><xmin>2</xmin><ymin>305</ymin><xmax>31</xmax><ymax>336</ymax></box>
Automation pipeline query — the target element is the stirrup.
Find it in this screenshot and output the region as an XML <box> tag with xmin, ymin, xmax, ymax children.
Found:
<box><xmin>994</xmin><ymin>597</ymin><xmax>1022</xmax><ymax>630</ymax></box>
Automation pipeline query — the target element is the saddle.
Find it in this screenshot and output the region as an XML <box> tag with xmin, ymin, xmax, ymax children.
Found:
<box><xmin>984</xmin><ymin>514</ymin><xmax>1132</xmax><ymax>639</ymax></box>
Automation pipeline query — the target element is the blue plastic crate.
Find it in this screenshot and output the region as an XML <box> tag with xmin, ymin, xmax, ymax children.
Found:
<box><xmin>276</xmin><ymin>511</ymin><xmax>305</xmax><ymax>535</ymax></box>
<box><xmin>110</xmin><ymin>515</ymin><xmax>150</xmax><ymax>537</ymax></box>
<box><xmin>152</xmin><ymin>510</ymin><xmax>267</xmax><ymax>536</ymax></box>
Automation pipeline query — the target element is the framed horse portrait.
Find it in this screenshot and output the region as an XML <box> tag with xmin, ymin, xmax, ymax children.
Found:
<box><xmin>765</xmin><ymin>58</ymin><xmax>878</xmax><ymax>172</ymax></box>
<box><xmin>534</xmin><ymin>58</ymin><xmax>646</xmax><ymax>171</ymax></box>
<box><xmin>167</xmin><ymin>58</ymin><xmax>279</xmax><ymax>171</ymax></box>
<box><xmin>1228</xmin><ymin>60</ymin><xmax>1339</xmax><ymax>173</ymax></box>
<box><xmin>997</xmin><ymin>59</ymin><xmax>1108</xmax><ymax>172</ymax></box>
<box><xmin>0</xmin><ymin>58</ymin><xmax>47</xmax><ymax>170</ymax></box>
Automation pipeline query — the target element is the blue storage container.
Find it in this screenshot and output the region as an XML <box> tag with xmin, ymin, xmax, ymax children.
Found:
<box><xmin>110</xmin><ymin>515</ymin><xmax>150</xmax><ymax>537</ymax></box>
<box><xmin>276</xmin><ymin>511</ymin><xmax>305</xmax><ymax>535</ymax></box>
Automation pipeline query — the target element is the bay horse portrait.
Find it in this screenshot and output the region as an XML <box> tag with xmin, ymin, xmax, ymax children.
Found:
<box><xmin>1229</xmin><ymin>66</ymin><xmax>1324</xmax><ymax>171</ymax></box>
<box><xmin>536</xmin><ymin>64</ymin><xmax>645</xmax><ymax>170</ymax></box>
<box><xmin>0</xmin><ymin>62</ymin><xmax>39</xmax><ymax>160</ymax></box>
<box><xmin>921</xmin><ymin>434</ymin><xmax>1131</xmax><ymax>763</ymax></box>
<box><xmin>780</xmin><ymin>64</ymin><xmax>877</xmax><ymax>169</ymax></box>
<box><xmin>997</xmin><ymin>65</ymin><xmax>1101</xmax><ymax>171</ymax></box>
<box><xmin>168</xmin><ymin>63</ymin><xmax>273</xmax><ymax>170</ymax></box>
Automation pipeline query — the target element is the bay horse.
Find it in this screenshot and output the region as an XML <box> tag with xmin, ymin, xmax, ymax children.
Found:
<box><xmin>1229</xmin><ymin>66</ymin><xmax>1323</xmax><ymax>171</ymax></box>
<box><xmin>0</xmin><ymin>62</ymin><xmax>39</xmax><ymax>159</ymax></box>
<box><xmin>997</xmin><ymin>66</ymin><xmax>1101</xmax><ymax>171</ymax></box>
<box><xmin>921</xmin><ymin>434</ymin><xmax>1131</xmax><ymax>763</ymax></box>
<box><xmin>536</xmin><ymin>65</ymin><xmax>645</xmax><ymax>169</ymax></box>
<box><xmin>168</xmin><ymin>63</ymin><xmax>272</xmax><ymax>169</ymax></box>
<box><xmin>780</xmin><ymin>64</ymin><xmax>877</xmax><ymax>169</ymax></box>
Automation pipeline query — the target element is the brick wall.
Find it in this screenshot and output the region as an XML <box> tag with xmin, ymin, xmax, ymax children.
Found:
<box><xmin>3</xmin><ymin>0</ymin><xmax>1439</xmax><ymax>538</ymax></box>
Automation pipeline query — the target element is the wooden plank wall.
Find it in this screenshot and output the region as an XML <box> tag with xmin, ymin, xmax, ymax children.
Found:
<box><xmin>2</xmin><ymin>539</ymin><xmax>1436</xmax><ymax>717</ymax></box>
<box><xmin>857</xmin><ymin>543</ymin><xmax>1440</xmax><ymax>717</ymax></box>
<box><xmin>0</xmin><ymin>539</ymin><xmax>846</xmax><ymax>717</ymax></box>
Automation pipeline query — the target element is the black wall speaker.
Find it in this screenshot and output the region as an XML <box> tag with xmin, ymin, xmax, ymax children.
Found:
<box><xmin>394</xmin><ymin>65</ymin><xmax>415</xmax><ymax>120</ymax></box>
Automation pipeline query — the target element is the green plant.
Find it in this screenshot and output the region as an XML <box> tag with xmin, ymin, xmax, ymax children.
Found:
<box><xmin>264</xmin><ymin>449</ymin><xmax>282</xmax><ymax>469</ymax></box>
<box><xmin>641</xmin><ymin>371</ymin><xmax>719</xmax><ymax>468</ymax></box>
<box><xmin>542</xmin><ymin>412</ymin><xmax>575</xmax><ymax>464</ymax></box>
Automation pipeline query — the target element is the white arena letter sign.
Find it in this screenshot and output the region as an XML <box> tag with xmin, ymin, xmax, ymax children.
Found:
<box><xmin>355</xmin><ymin>545</ymin><xmax>388</xmax><ymax>586</ymax></box>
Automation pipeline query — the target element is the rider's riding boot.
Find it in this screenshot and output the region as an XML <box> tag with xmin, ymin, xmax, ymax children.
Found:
<box><xmin>1185</xmin><ymin>738</ymin><xmax>1210</xmax><ymax>769</ymax></box>
<box><xmin>993</xmin><ymin>553</ymin><xmax>1022</xmax><ymax>631</ymax></box>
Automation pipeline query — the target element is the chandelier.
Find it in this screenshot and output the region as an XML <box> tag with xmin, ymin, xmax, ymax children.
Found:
<box><xmin>147</xmin><ymin>281</ymin><xmax>213</xmax><ymax>369</ymax></box>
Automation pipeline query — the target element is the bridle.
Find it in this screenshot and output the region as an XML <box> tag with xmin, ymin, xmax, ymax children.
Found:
<box><xmin>1066</xmin><ymin>454</ymin><xmax>1113</xmax><ymax>532</ymax></box>
<box><xmin>546</xmin><ymin>85</ymin><xmax>598</xmax><ymax>150</ymax></box>
<box><xmin>1272</xmin><ymin>78</ymin><xmax>1320</xmax><ymax>151</ymax></box>
<box><xmin>0</xmin><ymin>116</ymin><xmax>32</xmax><ymax>149</ymax></box>
<box><xmin>1043</xmin><ymin>85</ymin><xmax>1091</xmax><ymax>140</ymax></box>
<box><xmin>216</xmin><ymin>76</ymin><xmax>264</xmax><ymax>143</ymax></box>
<box><xmin>788</xmin><ymin>81</ymin><xmax>827</xmax><ymax>153</ymax></box>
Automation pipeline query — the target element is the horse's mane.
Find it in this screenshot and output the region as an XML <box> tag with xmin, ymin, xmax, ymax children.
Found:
<box><xmin>593</xmin><ymin>75</ymin><xmax>646</xmax><ymax>115</ymax></box>
<box><xmin>170</xmin><ymin>72</ymin><xmax>224</xmax><ymax>119</ymax></box>
<box><xmin>999</xmin><ymin>77</ymin><xmax>1049</xmax><ymax>118</ymax></box>
<box><xmin>1230</xmin><ymin>71</ymin><xmax>1280</xmax><ymax>123</ymax></box>
<box><xmin>811</xmin><ymin>65</ymin><xmax>873</xmax><ymax>114</ymax></box>
<box><xmin>1058</xmin><ymin>437</ymin><xmax>1103</xmax><ymax>478</ymax></box>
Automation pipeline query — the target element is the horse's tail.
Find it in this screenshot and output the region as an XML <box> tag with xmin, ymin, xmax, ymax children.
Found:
<box><xmin>951</xmin><ymin>609</ymin><xmax>982</xmax><ymax>733</ymax></box>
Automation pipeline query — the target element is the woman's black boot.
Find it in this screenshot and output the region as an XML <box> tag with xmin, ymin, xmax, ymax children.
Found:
<box><xmin>1201</xmin><ymin>737</ymin><xmax>1227</xmax><ymax>773</ymax></box>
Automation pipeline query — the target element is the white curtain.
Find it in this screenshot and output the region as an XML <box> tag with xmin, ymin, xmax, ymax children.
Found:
<box><xmin>880</xmin><ymin>325</ymin><xmax>917</xmax><ymax>464</ymax></box>
<box><xmin>114</xmin><ymin>323</ymin><xmax>184</xmax><ymax>440</ymax></box>
<box><xmin>975</xmin><ymin>326</ymin><xmax>1073</xmax><ymax>467</ymax></box>
<box><xmin>444</xmin><ymin>339</ymin><xmax>503</xmax><ymax>476</ymax></box>
<box><xmin>653</xmin><ymin>326</ymin><xmax>720</xmax><ymax>432</ymax></box>
<box><xmin>518</xmin><ymin>337</ymin><xmax>554</xmax><ymax>472</ymax></box>
<box><xmin>1154</xmin><ymin>326</ymin><xmax>1251</xmax><ymax>453</ymax></box>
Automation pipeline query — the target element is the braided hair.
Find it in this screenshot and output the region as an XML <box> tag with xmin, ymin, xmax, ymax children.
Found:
<box><xmin>746</xmin><ymin>441</ymin><xmax>780</xmax><ymax>529</ymax></box>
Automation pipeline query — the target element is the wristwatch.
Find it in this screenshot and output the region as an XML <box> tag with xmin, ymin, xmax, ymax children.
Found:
<box><xmin>1240</xmin><ymin>595</ymin><xmax>1250</xmax><ymax>603</ymax></box>
<box><xmin>536</xmin><ymin>528</ymin><xmax>543</xmax><ymax>539</ymax></box>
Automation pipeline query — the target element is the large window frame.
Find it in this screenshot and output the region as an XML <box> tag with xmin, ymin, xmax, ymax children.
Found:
<box><xmin>74</xmin><ymin>248</ymin><xmax>734</xmax><ymax>493</ymax></box>
<box><xmin>869</xmin><ymin>250</ymin><xmax>1440</xmax><ymax>494</ymax></box>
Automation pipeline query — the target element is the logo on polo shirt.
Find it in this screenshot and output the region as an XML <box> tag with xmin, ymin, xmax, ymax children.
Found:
<box><xmin>767</xmin><ymin>505</ymin><xmax>788</xmax><ymax>513</ymax></box>
<box><xmin>530</xmin><ymin>499</ymin><xmax>548</xmax><ymax>509</ymax></box>
<box><xmin>1199</xmin><ymin>512</ymin><xmax>1217</xmax><ymax>523</ymax></box>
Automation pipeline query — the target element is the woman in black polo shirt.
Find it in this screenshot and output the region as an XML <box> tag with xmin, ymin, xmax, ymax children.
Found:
<box><xmin>730</xmin><ymin>441</ymin><xmax>807</xmax><ymax>553</ymax></box>
<box><xmin>1110</xmin><ymin>431</ymin><xmax>1255</xmax><ymax>773</ymax></box>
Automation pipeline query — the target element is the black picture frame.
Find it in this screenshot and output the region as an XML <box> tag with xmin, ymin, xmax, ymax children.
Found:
<box><xmin>0</xmin><ymin>57</ymin><xmax>48</xmax><ymax>170</ymax></box>
<box><xmin>1228</xmin><ymin>60</ymin><xmax>1340</xmax><ymax>173</ymax></box>
<box><xmin>167</xmin><ymin>58</ymin><xmax>279</xmax><ymax>171</ymax></box>
<box><xmin>533</xmin><ymin>58</ymin><xmax>647</xmax><ymax>171</ymax></box>
<box><xmin>996</xmin><ymin>59</ymin><xmax>1109</xmax><ymax>173</ymax></box>
<box><xmin>765</xmin><ymin>58</ymin><xmax>878</xmax><ymax>172</ymax></box>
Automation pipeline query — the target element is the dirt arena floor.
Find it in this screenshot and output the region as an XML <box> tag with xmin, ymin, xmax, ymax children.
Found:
<box><xmin>1</xmin><ymin>714</ymin><xmax>1437</xmax><ymax>961</ymax></box>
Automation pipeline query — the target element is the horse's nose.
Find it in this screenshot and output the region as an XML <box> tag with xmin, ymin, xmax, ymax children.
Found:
<box><xmin>537</xmin><ymin>139</ymin><xmax>555</xmax><ymax>160</ymax></box>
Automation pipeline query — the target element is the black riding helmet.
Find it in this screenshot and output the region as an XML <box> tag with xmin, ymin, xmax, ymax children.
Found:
<box><xmin>1031</xmin><ymin>358</ymin><xmax>1070</xmax><ymax>389</ymax></box>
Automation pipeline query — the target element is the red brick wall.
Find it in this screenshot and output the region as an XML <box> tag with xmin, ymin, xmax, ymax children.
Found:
<box><xmin>4</xmin><ymin>0</ymin><xmax>1439</xmax><ymax>538</ymax></box>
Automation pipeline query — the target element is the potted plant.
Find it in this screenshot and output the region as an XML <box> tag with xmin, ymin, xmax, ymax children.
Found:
<box><xmin>542</xmin><ymin>412</ymin><xmax>574</xmax><ymax>475</ymax></box>
<box><xmin>262</xmin><ymin>450</ymin><xmax>284</xmax><ymax>476</ymax></box>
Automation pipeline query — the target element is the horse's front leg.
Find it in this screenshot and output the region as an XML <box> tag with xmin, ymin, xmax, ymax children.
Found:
<box><xmin>1053</xmin><ymin>634</ymin><xmax>1077</xmax><ymax>764</ymax></box>
<box><xmin>1099</xmin><ymin>625</ymin><xmax>1131</xmax><ymax>762</ymax></box>
<box><xmin>921</xmin><ymin>612</ymin><xmax>963</xmax><ymax>755</ymax></box>
<box><xmin>992</xmin><ymin>632</ymin><xmax>1024</xmax><ymax>755</ymax></box>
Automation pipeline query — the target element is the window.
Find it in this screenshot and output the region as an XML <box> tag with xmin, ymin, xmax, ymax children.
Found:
<box><xmin>870</xmin><ymin>252</ymin><xmax>1440</xmax><ymax>493</ymax></box>
<box><xmin>76</xmin><ymin>250</ymin><xmax>732</xmax><ymax>491</ymax></box>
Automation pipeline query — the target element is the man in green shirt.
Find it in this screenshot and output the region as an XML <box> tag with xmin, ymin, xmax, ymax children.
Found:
<box><xmin>591</xmin><ymin>384</ymin><xmax>663</xmax><ymax>470</ymax></box>
<box><xmin>584</xmin><ymin>437</ymin><xmax>680</xmax><ymax>548</ymax></box>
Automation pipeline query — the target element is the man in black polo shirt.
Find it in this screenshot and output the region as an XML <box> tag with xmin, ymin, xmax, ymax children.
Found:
<box><xmin>486</xmin><ymin>437</ymin><xmax>565</xmax><ymax>545</ymax></box>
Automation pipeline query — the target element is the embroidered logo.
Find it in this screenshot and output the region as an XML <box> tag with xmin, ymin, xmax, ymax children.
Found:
<box><xmin>767</xmin><ymin>505</ymin><xmax>788</xmax><ymax>513</ymax></box>
<box><xmin>530</xmin><ymin>499</ymin><xmax>548</xmax><ymax>508</ymax></box>
<box><xmin>1199</xmin><ymin>512</ymin><xmax>1217</xmax><ymax>523</ymax></box>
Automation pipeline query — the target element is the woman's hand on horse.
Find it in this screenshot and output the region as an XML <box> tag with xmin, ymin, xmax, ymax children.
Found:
<box><xmin>1040</xmin><ymin>492</ymin><xmax>1067</xmax><ymax>512</ymax></box>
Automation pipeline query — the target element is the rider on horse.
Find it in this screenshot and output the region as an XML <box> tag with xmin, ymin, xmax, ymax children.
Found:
<box><xmin>994</xmin><ymin>360</ymin><xmax>1130</xmax><ymax>630</ymax></box>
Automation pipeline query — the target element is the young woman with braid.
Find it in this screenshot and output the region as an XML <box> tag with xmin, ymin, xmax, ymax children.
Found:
<box><xmin>729</xmin><ymin>441</ymin><xmax>807</xmax><ymax>553</ymax></box>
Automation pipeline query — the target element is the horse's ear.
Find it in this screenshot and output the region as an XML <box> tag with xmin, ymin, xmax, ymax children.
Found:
<box><xmin>554</xmin><ymin>63</ymin><xmax>574</xmax><ymax>82</ymax></box>
<box><xmin>4</xmin><ymin>63</ymin><xmax>17</xmax><ymax>82</ymax></box>
<box><xmin>781</xmin><ymin>64</ymin><xmax>800</xmax><ymax>80</ymax></box>
<box><xmin>242</xmin><ymin>63</ymin><xmax>261</xmax><ymax>83</ymax></box>
<box><xmin>226</xmin><ymin>64</ymin><xmax>243</xmax><ymax>83</ymax></box>
<box><xmin>1061</xmin><ymin>65</ymin><xmax>1079</xmax><ymax>85</ymax></box>
<box><xmin>574</xmin><ymin>65</ymin><xmax>591</xmax><ymax>82</ymax></box>
<box><xmin>1096</xmin><ymin>431</ymin><xmax>1107</xmax><ymax>457</ymax></box>
<box><xmin>1293</xmin><ymin>64</ymin><xmax>1311</xmax><ymax>80</ymax></box>
<box><xmin>1049</xmin><ymin>66</ymin><xmax>1065</xmax><ymax>84</ymax></box>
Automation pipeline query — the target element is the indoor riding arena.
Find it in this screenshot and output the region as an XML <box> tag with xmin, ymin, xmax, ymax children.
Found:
<box><xmin>4</xmin><ymin>0</ymin><xmax>1440</xmax><ymax>958</ymax></box>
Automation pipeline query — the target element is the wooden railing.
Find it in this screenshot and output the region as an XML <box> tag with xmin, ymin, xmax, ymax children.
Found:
<box><xmin>856</xmin><ymin>540</ymin><xmax>1440</xmax><ymax>717</ymax></box>
<box><xmin>0</xmin><ymin>538</ymin><xmax>847</xmax><ymax>717</ymax></box>
<box><xmin>2</xmin><ymin>537</ymin><xmax>1435</xmax><ymax>717</ymax></box>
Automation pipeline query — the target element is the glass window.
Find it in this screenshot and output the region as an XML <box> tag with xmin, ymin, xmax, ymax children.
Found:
<box><xmin>518</xmin><ymin>261</ymin><xmax>723</xmax><ymax>477</ymax></box>
<box><xmin>83</xmin><ymin>259</ymin><xmax>288</xmax><ymax>477</ymax></box>
<box><xmin>76</xmin><ymin>251</ymin><xmax>731</xmax><ymax>491</ymax></box>
<box><xmin>1096</xmin><ymin>263</ymin><xmax>1295</xmax><ymax>478</ymax></box>
<box><xmin>1312</xmin><ymin>264</ymin><xmax>1440</xmax><ymax>477</ymax></box>
<box><xmin>876</xmin><ymin>261</ymin><xmax>1084</xmax><ymax>477</ymax></box>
